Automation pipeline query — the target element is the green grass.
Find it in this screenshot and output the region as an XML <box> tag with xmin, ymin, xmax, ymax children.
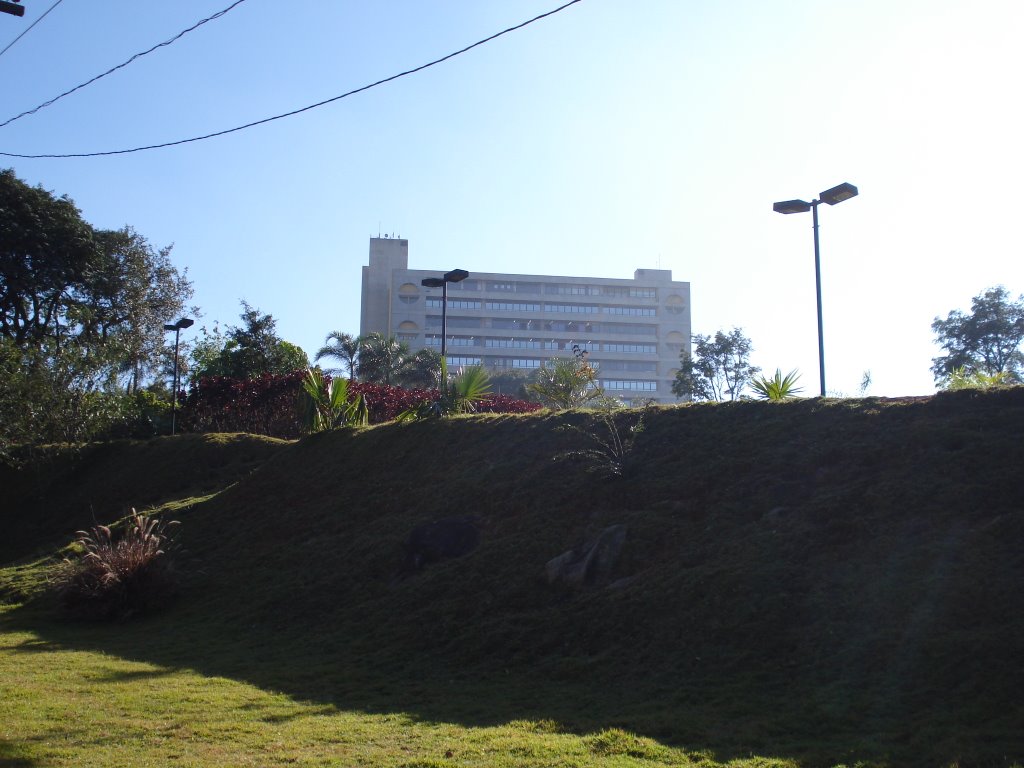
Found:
<box><xmin>2</xmin><ymin>389</ymin><xmax>1024</xmax><ymax>767</ymax></box>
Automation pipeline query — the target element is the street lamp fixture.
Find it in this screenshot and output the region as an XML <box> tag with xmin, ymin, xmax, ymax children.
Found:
<box><xmin>162</xmin><ymin>317</ymin><xmax>194</xmax><ymax>435</ymax></box>
<box><xmin>421</xmin><ymin>269</ymin><xmax>469</xmax><ymax>359</ymax></box>
<box><xmin>772</xmin><ymin>182</ymin><xmax>858</xmax><ymax>397</ymax></box>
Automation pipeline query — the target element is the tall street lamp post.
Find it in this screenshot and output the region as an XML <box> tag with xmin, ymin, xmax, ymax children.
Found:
<box><xmin>421</xmin><ymin>269</ymin><xmax>469</xmax><ymax>359</ymax></box>
<box><xmin>162</xmin><ymin>317</ymin><xmax>194</xmax><ymax>435</ymax></box>
<box><xmin>773</xmin><ymin>182</ymin><xmax>858</xmax><ymax>397</ymax></box>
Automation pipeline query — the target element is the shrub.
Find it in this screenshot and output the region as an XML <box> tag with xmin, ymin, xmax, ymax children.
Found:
<box><xmin>299</xmin><ymin>368</ymin><xmax>368</xmax><ymax>433</ymax></box>
<box><xmin>181</xmin><ymin>371</ymin><xmax>307</xmax><ymax>437</ymax></box>
<box><xmin>750</xmin><ymin>368</ymin><xmax>804</xmax><ymax>401</ymax></box>
<box><xmin>54</xmin><ymin>510</ymin><xmax>181</xmax><ymax>620</ymax></box>
<box><xmin>557</xmin><ymin>402</ymin><xmax>648</xmax><ymax>478</ymax></box>
<box><xmin>179</xmin><ymin>373</ymin><xmax>542</xmax><ymax>437</ymax></box>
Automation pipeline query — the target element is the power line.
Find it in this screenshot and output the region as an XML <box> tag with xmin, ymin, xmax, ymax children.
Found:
<box><xmin>0</xmin><ymin>0</ymin><xmax>584</xmax><ymax>160</ymax></box>
<box><xmin>0</xmin><ymin>0</ymin><xmax>65</xmax><ymax>61</ymax></box>
<box><xmin>0</xmin><ymin>0</ymin><xmax>250</xmax><ymax>129</ymax></box>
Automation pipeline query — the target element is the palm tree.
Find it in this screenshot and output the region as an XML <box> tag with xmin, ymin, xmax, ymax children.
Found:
<box><xmin>356</xmin><ymin>333</ymin><xmax>412</xmax><ymax>385</ymax></box>
<box><xmin>398</xmin><ymin>348</ymin><xmax>442</xmax><ymax>389</ymax></box>
<box><xmin>314</xmin><ymin>331</ymin><xmax>360</xmax><ymax>380</ymax></box>
<box><xmin>526</xmin><ymin>356</ymin><xmax>603</xmax><ymax>409</ymax></box>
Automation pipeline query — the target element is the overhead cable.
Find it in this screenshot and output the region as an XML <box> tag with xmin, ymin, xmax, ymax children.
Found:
<box><xmin>0</xmin><ymin>0</ymin><xmax>584</xmax><ymax>159</ymax></box>
<box><xmin>0</xmin><ymin>0</ymin><xmax>250</xmax><ymax>129</ymax></box>
<box><xmin>0</xmin><ymin>0</ymin><xmax>65</xmax><ymax>61</ymax></box>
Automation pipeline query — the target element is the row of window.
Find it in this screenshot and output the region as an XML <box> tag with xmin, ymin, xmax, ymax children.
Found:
<box><xmin>423</xmin><ymin>334</ymin><xmax>660</xmax><ymax>355</ymax></box>
<box><xmin>445</xmin><ymin>281</ymin><xmax>659</xmax><ymax>299</ymax></box>
<box><xmin>427</xmin><ymin>316</ymin><xmax>659</xmax><ymax>336</ymax></box>
<box><xmin>600</xmin><ymin>380</ymin><xmax>658</xmax><ymax>391</ymax></box>
<box><xmin>424</xmin><ymin>297</ymin><xmax>659</xmax><ymax>316</ymax></box>
<box><xmin>444</xmin><ymin>356</ymin><xmax>661</xmax><ymax>384</ymax></box>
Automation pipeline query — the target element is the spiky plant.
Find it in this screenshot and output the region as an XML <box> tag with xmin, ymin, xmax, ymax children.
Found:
<box><xmin>750</xmin><ymin>369</ymin><xmax>804</xmax><ymax>401</ymax></box>
<box><xmin>299</xmin><ymin>367</ymin><xmax>369</xmax><ymax>433</ymax></box>
<box><xmin>557</xmin><ymin>402</ymin><xmax>648</xmax><ymax>478</ymax></box>
<box><xmin>402</xmin><ymin>360</ymin><xmax>492</xmax><ymax>419</ymax></box>
<box><xmin>54</xmin><ymin>510</ymin><xmax>181</xmax><ymax>620</ymax></box>
<box><xmin>945</xmin><ymin>366</ymin><xmax>1012</xmax><ymax>391</ymax></box>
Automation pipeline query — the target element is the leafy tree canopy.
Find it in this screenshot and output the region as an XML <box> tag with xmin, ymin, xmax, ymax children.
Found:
<box><xmin>672</xmin><ymin>328</ymin><xmax>760</xmax><ymax>401</ymax></box>
<box><xmin>0</xmin><ymin>170</ymin><xmax>194</xmax><ymax>447</ymax></box>
<box><xmin>192</xmin><ymin>301</ymin><xmax>308</xmax><ymax>381</ymax></box>
<box><xmin>1</xmin><ymin>170</ymin><xmax>193</xmax><ymax>372</ymax></box>
<box><xmin>931</xmin><ymin>286</ymin><xmax>1024</xmax><ymax>385</ymax></box>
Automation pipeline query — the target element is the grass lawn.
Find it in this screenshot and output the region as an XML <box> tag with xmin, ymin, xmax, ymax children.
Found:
<box><xmin>3</xmin><ymin>392</ymin><xmax>1024</xmax><ymax>767</ymax></box>
<box><xmin>1</xmin><ymin>607</ymin><xmax>801</xmax><ymax>768</ymax></box>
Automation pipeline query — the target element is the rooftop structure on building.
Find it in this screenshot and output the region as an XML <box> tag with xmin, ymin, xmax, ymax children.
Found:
<box><xmin>360</xmin><ymin>237</ymin><xmax>691</xmax><ymax>404</ymax></box>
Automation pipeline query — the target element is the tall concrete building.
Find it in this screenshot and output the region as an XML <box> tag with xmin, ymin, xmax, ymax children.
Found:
<box><xmin>360</xmin><ymin>237</ymin><xmax>691</xmax><ymax>404</ymax></box>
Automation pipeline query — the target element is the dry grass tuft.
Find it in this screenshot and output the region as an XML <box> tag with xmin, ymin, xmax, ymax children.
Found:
<box><xmin>54</xmin><ymin>509</ymin><xmax>181</xmax><ymax>620</ymax></box>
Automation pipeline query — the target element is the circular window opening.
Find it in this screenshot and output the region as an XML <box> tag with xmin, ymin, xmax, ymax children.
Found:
<box><xmin>398</xmin><ymin>283</ymin><xmax>420</xmax><ymax>304</ymax></box>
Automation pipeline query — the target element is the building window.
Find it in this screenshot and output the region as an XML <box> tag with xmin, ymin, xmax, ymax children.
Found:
<box><xmin>602</xmin><ymin>343</ymin><xmax>657</xmax><ymax>353</ymax></box>
<box><xmin>426</xmin><ymin>298</ymin><xmax>480</xmax><ymax>310</ymax></box>
<box><xmin>397</xmin><ymin>333</ymin><xmax>418</xmax><ymax>342</ymax></box>
<box><xmin>602</xmin><ymin>323</ymin><xmax>658</xmax><ymax>336</ymax></box>
<box><xmin>604</xmin><ymin>305</ymin><xmax>657</xmax><ymax>316</ymax></box>
<box><xmin>446</xmin><ymin>356</ymin><xmax>482</xmax><ymax>367</ymax></box>
<box><xmin>485</xmin><ymin>338</ymin><xmax>544</xmax><ymax>349</ymax></box>
<box><xmin>600</xmin><ymin>380</ymin><xmax>658</xmax><ymax>391</ymax></box>
<box><xmin>427</xmin><ymin>335</ymin><xmax>476</xmax><ymax>347</ymax></box>
<box><xmin>486</xmin><ymin>301</ymin><xmax>542</xmax><ymax>312</ymax></box>
<box><xmin>426</xmin><ymin>315</ymin><xmax>482</xmax><ymax>329</ymax></box>
<box><xmin>545</xmin><ymin>303</ymin><xmax>600</xmax><ymax>314</ymax></box>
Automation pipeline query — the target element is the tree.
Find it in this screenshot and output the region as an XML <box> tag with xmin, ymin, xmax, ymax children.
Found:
<box><xmin>400</xmin><ymin>348</ymin><xmax>442</xmax><ymax>389</ymax></box>
<box><xmin>672</xmin><ymin>328</ymin><xmax>760</xmax><ymax>401</ymax></box>
<box><xmin>931</xmin><ymin>286</ymin><xmax>1024</xmax><ymax>385</ymax></box>
<box><xmin>1</xmin><ymin>170</ymin><xmax>194</xmax><ymax>446</ymax></box>
<box><xmin>192</xmin><ymin>302</ymin><xmax>309</xmax><ymax>381</ymax></box>
<box><xmin>356</xmin><ymin>333</ymin><xmax>412</xmax><ymax>386</ymax></box>
<box><xmin>0</xmin><ymin>169</ymin><xmax>99</xmax><ymax>349</ymax></box>
<box><xmin>93</xmin><ymin>227</ymin><xmax>195</xmax><ymax>393</ymax></box>
<box><xmin>314</xmin><ymin>331</ymin><xmax>360</xmax><ymax>379</ymax></box>
<box><xmin>525</xmin><ymin>349</ymin><xmax>603</xmax><ymax>409</ymax></box>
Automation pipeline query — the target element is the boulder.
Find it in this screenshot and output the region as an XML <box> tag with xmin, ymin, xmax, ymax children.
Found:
<box><xmin>546</xmin><ymin>524</ymin><xmax>627</xmax><ymax>589</ymax></box>
<box><xmin>400</xmin><ymin>516</ymin><xmax>480</xmax><ymax>574</ymax></box>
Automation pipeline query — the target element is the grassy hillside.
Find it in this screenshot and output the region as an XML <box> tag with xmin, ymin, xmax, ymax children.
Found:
<box><xmin>2</xmin><ymin>389</ymin><xmax>1023</xmax><ymax>767</ymax></box>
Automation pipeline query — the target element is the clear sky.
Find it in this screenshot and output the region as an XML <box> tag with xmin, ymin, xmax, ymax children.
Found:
<box><xmin>3</xmin><ymin>0</ymin><xmax>1022</xmax><ymax>397</ymax></box>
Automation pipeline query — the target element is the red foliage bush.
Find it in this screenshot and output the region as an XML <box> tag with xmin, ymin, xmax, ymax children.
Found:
<box><xmin>180</xmin><ymin>374</ymin><xmax>542</xmax><ymax>438</ymax></box>
<box><xmin>180</xmin><ymin>371</ymin><xmax>307</xmax><ymax>438</ymax></box>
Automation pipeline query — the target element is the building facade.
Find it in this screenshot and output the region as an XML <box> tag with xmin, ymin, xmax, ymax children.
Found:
<box><xmin>360</xmin><ymin>237</ymin><xmax>691</xmax><ymax>404</ymax></box>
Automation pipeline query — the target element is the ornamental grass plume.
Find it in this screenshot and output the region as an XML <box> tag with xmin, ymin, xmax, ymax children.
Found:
<box><xmin>54</xmin><ymin>509</ymin><xmax>181</xmax><ymax>621</ymax></box>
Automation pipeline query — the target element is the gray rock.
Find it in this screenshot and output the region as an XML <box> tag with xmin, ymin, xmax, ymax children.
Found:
<box><xmin>546</xmin><ymin>524</ymin><xmax>627</xmax><ymax>589</ymax></box>
<box><xmin>400</xmin><ymin>517</ymin><xmax>479</xmax><ymax>575</ymax></box>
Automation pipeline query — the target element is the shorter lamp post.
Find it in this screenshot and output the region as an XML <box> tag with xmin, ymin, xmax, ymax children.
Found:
<box><xmin>421</xmin><ymin>268</ymin><xmax>469</xmax><ymax>359</ymax></box>
<box><xmin>772</xmin><ymin>182</ymin><xmax>858</xmax><ymax>397</ymax></box>
<box><xmin>162</xmin><ymin>317</ymin><xmax>194</xmax><ymax>435</ymax></box>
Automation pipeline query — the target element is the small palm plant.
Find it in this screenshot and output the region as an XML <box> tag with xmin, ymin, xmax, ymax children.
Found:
<box><xmin>525</xmin><ymin>350</ymin><xmax>603</xmax><ymax>410</ymax></box>
<box><xmin>403</xmin><ymin>359</ymin><xmax>492</xmax><ymax>419</ymax></box>
<box><xmin>750</xmin><ymin>369</ymin><xmax>804</xmax><ymax>401</ymax></box>
<box><xmin>299</xmin><ymin>367</ymin><xmax>369</xmax><ymax>433</ymax></box>
<box><xmin>557</xmin><ymin>401</ymin><xmax>649</xmax><ymax>478</ymax></box>
<box><xmin>945</xmin><ymin>366</ymin><xmax>1011</xmax><ymax>391</ymax></box>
